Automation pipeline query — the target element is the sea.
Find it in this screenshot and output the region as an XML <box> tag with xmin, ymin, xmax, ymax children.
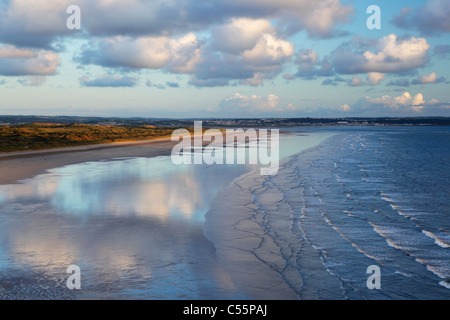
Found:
<box><xmin>0</xmin><ymin>126</ymin><xmax>448</xmax><ymax>299</ymax></box>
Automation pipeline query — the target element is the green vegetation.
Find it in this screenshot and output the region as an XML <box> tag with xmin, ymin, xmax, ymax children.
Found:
<box><xmin>0</xmin><ymin>123</ymin><xmax>188</xmax><ymax>153</ymax></box>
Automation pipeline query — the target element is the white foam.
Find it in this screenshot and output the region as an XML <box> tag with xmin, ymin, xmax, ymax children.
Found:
<box><xmin>370</xmin><ymin>222</ymin><xmax>404</xmax><ymax>250</ymax></box>
<box><xmin>439</xmin><ymin>280</ymin><xmax>450</xmax><ymax>290</ymax></box>
<box><xmin>422</xmin><ymin>230</ymin><xmax>450</xmax><ymax>248</ymax></box>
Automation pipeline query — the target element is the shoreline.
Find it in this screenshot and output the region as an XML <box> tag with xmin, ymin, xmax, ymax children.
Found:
<box><xmin>0</xmin><ymin>136</ymin><xmax>175</xmax><ymax>159</ymax></box>
<box><xmin>202</xmin><ymin>132</ymin><xmax>339</xmax><ymax>299</ymax></box>
<box><xmin>0</xmin><ymin>129</ymin><xmax>296</xmax><ymax>185</ymax></box>
<box><xmin>0</xmin><ymin>137</ymin><xmax>179</xmax><ymax>185</ymax></box>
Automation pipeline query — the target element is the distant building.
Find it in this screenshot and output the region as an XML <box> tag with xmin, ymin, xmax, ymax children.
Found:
<box><xmin>96</xmin><ymin>121</ymin><xmax>119</xmax><ymax>126</ymax></box>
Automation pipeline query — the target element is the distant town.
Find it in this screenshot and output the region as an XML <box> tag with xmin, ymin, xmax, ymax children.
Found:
<box><xmin>0</xmin><ymin>115</ymin><xmax>449</xmax><ymax>128</ymax></box>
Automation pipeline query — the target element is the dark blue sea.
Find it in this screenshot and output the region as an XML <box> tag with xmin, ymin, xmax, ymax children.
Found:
<box><xmin>241</xmin><ymin>126</ymin><xmax>450</xmax><ymax>299</ymax></box>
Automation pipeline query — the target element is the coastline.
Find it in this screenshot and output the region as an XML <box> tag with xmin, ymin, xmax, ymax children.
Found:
<box><xmin>203</xmin><ymin>166</ymin><xmax>300</xmax><ymax>299</ymax></box>
<box><xmin>203</xmin><ymin>131</ymin><xmax>339</xmax><ymax>299</ymax></box>
<box><xmin>0</xmin><ymin>137</ymin><xmax>178</xmax><ymax>185</ymax></box>
<box><xmin>0</xmin><ymin>129</ymin><xmax>296</xmax><ymax>185</ymax></box>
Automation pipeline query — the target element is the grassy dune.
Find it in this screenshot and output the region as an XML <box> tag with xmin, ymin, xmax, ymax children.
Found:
<box><xmin>0</xmin><ymin>123</ymin><xmax>185</xmax><ymax>153</ymax></box>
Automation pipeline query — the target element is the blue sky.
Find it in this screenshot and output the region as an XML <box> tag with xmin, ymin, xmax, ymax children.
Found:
<box><xmin>0</xmin><ymin>0</ymin><xmax>449</xmax><ymax>118</ymax></box>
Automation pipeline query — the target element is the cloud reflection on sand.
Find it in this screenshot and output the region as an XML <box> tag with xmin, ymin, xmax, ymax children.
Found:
<box><xmin>0</xmin><ymin>156</ymin><xmax>248</xmax><ymax>299</ymax></box>
<box><xmin>0</xmin><ymin>131</ymin><xmax>335</xmax><ymax>299</ymax></box>
<box><xmin>3</xmin><ymin>157</ymin><xmax>212</xmax><ymax>221</ymax></box>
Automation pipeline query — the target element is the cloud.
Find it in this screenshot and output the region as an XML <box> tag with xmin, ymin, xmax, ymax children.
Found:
<box><xmin>0</xmin><ymin>1</ymin><xmax>353</xmax><ymax>87</ymax></box>
<box><xmin>80</xmin><ymin>0</ymin><xmax>354</xmax><ymax>39</ymax></box>
<box><xmin>212</xmin><ymin>18</ymin><xmax>273</xmax><ymax>54</ymax></box>
<box><xmin>295</xmin><ymin>49</ymin><xmax>319</xmax><ymax>77</ymax></box>
<box><xmin>189</xmin><ymin>19</ymin><xmax>294</xmax><ymax>87</ymax></box>
<box><xmin>339</xmin><ymin>104</ymin><xmax>351</xmax><ymax>112</ymax></box>
<box><xmin>80</xmin><ymin>75</ymin><xmax>138</xmax><ymax>87</ymax></box>
<box><xmin>387</xmin><ymin>78</ymin><xmax>411</xmax><ymax>87</ymax></box>
<box><xmin>348</xmin><ymin>72</ymin><xmax>384</xmax><ymax>86</ymax></box>
<box><xmin>393</xmin><ymin>0</ymin><xmax>450</xmax><ymax>35</ymax></box>
<box><xmin>0</xmin><ymin>45</ymin><xmax>60</xmax><ymax>76</ymax></box>
<box><xmin>411</xmin><ymin>72</ymin><xmax>446</xmax><ymax>85</ymax></box>
<box><xmin>331</xmin><ymin>34</ymin><xmax>430</xmax><ymax>74</ymax></box>
<box><xmin>241</xmin><ymin>33</ymin><xmax>294</xmax><ymax>67</ymax></box>
<box><xmin>76</xmin><ymin>33</ymin><xmax>202</xmax><ymax>73</ymax></box>
<box><xmin>146</xmin><ymin>80</ymin><xmax>166</xmax><ymax>89</ymax></box>
<box><xmin>293</xmin><ymin>34</ymin><xmax>430</xmax><ymax>83</ymax></box>
<box><xmin>349</xmin><ymin>76</ymin><xmax>364</xmax><ymax>87</ymax></box>
<box><xmin>266</xmin><ymin>0</ymin><xmax>354</xmax><ymax>38</ymax></box>
<box><xmin>238</xmin><ymin>73</ymin><xmax>267</xmax><ymax>87</ymax></box>
<box><xmin>217</xmin><ymin>93</ymin><xmax>296</xmax><ymax>116</ymax></box>
<box><xmin>367</xmin><ymin>72</ymin><xmax>385</xmax><ymax>85</ymax></box>
<box><xmin>0</xmin><ymin>0</ymin><xmax>354</xmax><ymax>49</ymax></box>
<box><xmin>166</xmin><ymin>81</ymin><xmax>180</xmax><ymax>88</ymax></box>
<box><xmin>283</xmin><ymin>74</ymin><xmax>295</xmax><ymax>81</ymax></box>
<box><xmin>17</xmin><ymin>76</ymin><xmax>47</xmax><ymax>86</ymax></box>
<box><xmin>321</xmin><ymin>76</ymin><xmax>345</xmax><ymax>86</ymax></box>
<box><xmin>0</xmin><ymin>0</ymin><xmax>72</xmax><ymax>48</ymax></box>
<box><xmin>294</xmin><ymin>49</ymin><xmax>333</xmax><ymax>78</ymax></box>
<box><xmin>360</xmin><ymin>92</ymin><xmax>441</xmax><ymax>113</ymax></box>
<box><xmin>433</xmin><ymin>45</ymin><xmax>450</xmax><ymax>59</ymax></box>
<box><xmin>77</xmin><ymin>20</ymin><xmax>293</xmax><ymax>88</ymax></box>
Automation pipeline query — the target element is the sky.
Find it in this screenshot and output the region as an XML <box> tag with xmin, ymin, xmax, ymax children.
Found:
<box><xmin>0</xmin><ymin>0</ymin><xmax>449</xmax><ymax>118</ymax></box>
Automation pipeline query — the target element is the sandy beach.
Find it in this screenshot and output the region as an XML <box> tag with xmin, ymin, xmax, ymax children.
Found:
<box><xmin>0</xmin><ymin>137</ymin><xmax>183</xmax><ymax>185</ymax></box>
<box><xmin>0</xmin><ymin>129</ymin><xmax>290</xmax><ymax>185</ymax></box>
<box><xmin>0</xmin><ymin>130</ymin><xmax>336</xmax><ymax>299</ymax></box>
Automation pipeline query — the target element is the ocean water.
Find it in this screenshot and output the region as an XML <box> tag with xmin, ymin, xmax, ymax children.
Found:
<box><xmin>226</xmin><ymin>126</ymin><xmax>450</xmax><ymax>299</ymax></box>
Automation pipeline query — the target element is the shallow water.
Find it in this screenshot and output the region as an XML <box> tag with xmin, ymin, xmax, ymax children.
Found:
<box><xmin>0</xmin><ymin>131</ymin><xmax>330</xmax><ymax>299</ymax></box>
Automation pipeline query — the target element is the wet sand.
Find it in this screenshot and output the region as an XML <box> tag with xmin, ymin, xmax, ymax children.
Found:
<box><xmin>203</xmin><ymin>168</ymin><xmax>299</xmax><ymax>299</ymax></box>
<box><xmin>0</xmin><ymin>130</ymin><xmax>331</xmax><ymax>299</ymax></box>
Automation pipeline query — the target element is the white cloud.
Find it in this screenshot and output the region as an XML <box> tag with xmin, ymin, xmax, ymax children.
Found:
<box><xmin>296</xmin><ymin>49</ymin><xmax>319</xmax><ymax>76</ymax></box>
<box><xmin>218</xmin><ymin>93</ymin><xmax>296</xmax><ymax>115</ymax></box>
<box><xmin>411</xmin><ymin>72</ymin><xmax>446</xmax><ymax>85</ymax></box>
<box><xmin>241</xmin><ymin>33</ymin><xmax>294</xmax><ymax>68</ymax></box>
<box><xmin>364</xmin><ymin>35</ymin><xmax>429</xmax><ymax>72</ymax></box>
<box><xmin>419</xmin><ymin>72</ymin><xmax>438</xmax><ymax>84</ymax></box>
<box><xmin>0</xmin><ymin>45</ymin><xmax>60</xmax><ymax>76</ymax></box>
<box><xmin>332</xmin><ymin>34</ymin><xmax>430</xmax><ymax>74</ymax></box>
<box><xmin>297</xmin><ymin>0</ymin><xmax>354</xmax><ymax>37</ymax></box>
<box><xmin>349</xmin><ymin>76</ymin><xmax>364</xmax><ymax>87</ymax></box>
<box><xmin>77</xmin><ymin>33</ymin><xmax>202</xmax><ymax>73</ymax></box>
<box><xmin>238</xmin><ymin>73</ymin><xmax>266</xmax><ymax>86</ymax></box>
<box><xmin>339</xmin><ymin>104</ymin><xmax>351</xmax><ymax>112</ymax></box>
<box><xmin>364</xmin><ymin>92</ymin><xmax>429</xmax><ymax>112</ymax></box>
<box><xmin>367</xmin><ymin>72</ymin><xmax>385</xmax><ymax>85</ymax></box>
<box><xmin>189</xmin><ymin>18</ymin><xmax>294</xmax><ymax>87</ymax></box>
<box><xmin>212</xmin><ymin>18</ymin><xmax>273</xmax><ymax>54</ymax></box>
